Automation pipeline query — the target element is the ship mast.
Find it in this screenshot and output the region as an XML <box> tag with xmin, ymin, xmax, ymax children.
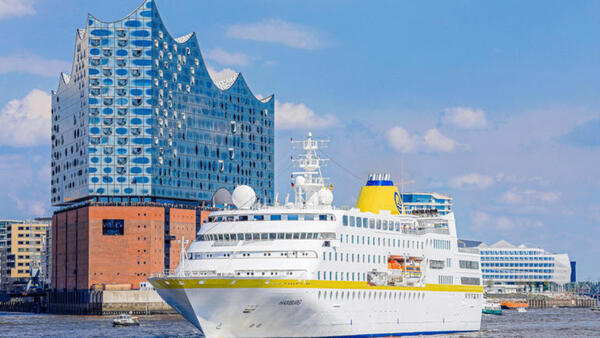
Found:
<box><xmin>291</xmin><ymin>132</ymin><xmax>332</xmax><ymax>208</ymax></box>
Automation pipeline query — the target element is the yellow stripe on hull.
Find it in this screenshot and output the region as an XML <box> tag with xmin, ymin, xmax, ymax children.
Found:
<box><xmin>149</xmin><ymin>277</ymin><xmax>483</xmax><ymax>293</ymax></box>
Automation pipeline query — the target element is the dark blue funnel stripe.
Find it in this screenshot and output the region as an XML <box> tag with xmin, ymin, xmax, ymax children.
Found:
<box><xmin>366</xmin><ymin>180</ymin><xmax>394</xmax><ymax>186</ymax></box>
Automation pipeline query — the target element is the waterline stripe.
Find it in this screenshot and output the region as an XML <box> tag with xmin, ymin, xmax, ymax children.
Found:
<box><xmin>322</xmin><ymin>330</ymin><xmax>477</xmax><ymax>337</ymax></box>
<box><xmin>149</xmin><ymin>278</ymin><xmax>483</xmax><ymax>293</ymax></box>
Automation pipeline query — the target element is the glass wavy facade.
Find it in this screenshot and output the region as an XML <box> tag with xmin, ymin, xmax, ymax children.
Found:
<box><xmin>51</xmin><ymin>0</ymin><xmax>274</xmax><ymax>206</ymax></box>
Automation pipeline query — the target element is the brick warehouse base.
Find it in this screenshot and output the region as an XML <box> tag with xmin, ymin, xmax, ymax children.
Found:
<box><xmin>52</xmin><ymin>202</ymin><xmax>212</xmax><ymax>290</ymax></box>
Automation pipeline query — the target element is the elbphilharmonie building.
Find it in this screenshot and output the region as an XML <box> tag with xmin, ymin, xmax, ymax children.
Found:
<box><xmin>51</xmin><ymin>0</ymin><xmax>274</xmax><ymax>206</ymax></box>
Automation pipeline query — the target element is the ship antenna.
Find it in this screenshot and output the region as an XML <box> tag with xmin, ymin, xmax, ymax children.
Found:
<box><xmin>291</xmin><ymin>132</ymin><xmax>331</xmax><ymax>208</ymax></box>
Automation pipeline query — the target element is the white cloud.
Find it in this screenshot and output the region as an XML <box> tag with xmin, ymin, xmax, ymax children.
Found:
<box><xmin>0</xmin><ymin>153</ymin><xmax>50</xmax><ymax>218</ymax></box>
<box><xmin>500</xmin><ymin>188</ymin><xmax>560</xmax><ymax>204</ymax></box>
<box><xmin>206</xmin><ymin>66</ymin><xmax>238</xmax><ymax>84</ymax></box>
<box><xmin>471</xmin><ymin>211</ymin><xmax>492</xmax><ymax>229</ymax></box>
<box><xmin>495</xmin><ymin>173</ymin><xmax>549</xmax><ymax>186</ymax></box>
<box><xmin>386</xmin><ymin>126</ymin><xmax>417</xmax><ymax>153</ymax></box>
<box><xmin>471</xmin><ymin>211</ymin><xmax>544</xmax><ymax>231</ymax></box>
<box><xmin>424</xmin><ymin>128</ymin><xmax>456</xmax><ymax>152</ymax></box>
<box><xmin>0</xmin><ymin>89</ymin><xmax>50</xmax><ymax>146</ymax></box>
<box><xmin>205</xmin><ymin>48</ymin><xmax>248</xmax><ymax>66</ymax></box>
<box><xmin>8</xmin><ymin>193</ymin><xmax>47</xmax><ymax>216</ymax></box>
<box><xmin>0</xmin><ymin>54</ymin><xmax>70</xmax><ymax>77</ymax></box>
<box><xmin>442</xmin><ymin>107</ymin><xmax>489</xmax><ymax>129</ymax></box>
<box><xmin>449</xmin><ymin>173</ymin><xmax>494</xmax><ymax>189</ymax></box>
<box><xmin>226</xmin><ymin>19</ymin><xmax>327</xmax><ymax>49</ymax></box>
<box><xmin>0</xmin><ymin>0</ymin><xmax>35</xmax><ymax>19</ymax></box>
<box><xmin>275</xmin><ymin>100</ymin><xmax>338</xmax><ymax>129</ymax></box>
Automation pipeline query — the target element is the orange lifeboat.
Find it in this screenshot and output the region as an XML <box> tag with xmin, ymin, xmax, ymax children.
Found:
<box><xmin>500</xmin><ymin>301</ymin><xmax>529</xmax><ymax>309</ymax></box>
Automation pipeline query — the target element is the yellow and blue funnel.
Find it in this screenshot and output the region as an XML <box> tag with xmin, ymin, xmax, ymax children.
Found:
<box><xmin>355</xmin><ymin>173</ymin><xmax>405</xmax><ymax>215</ymax></box>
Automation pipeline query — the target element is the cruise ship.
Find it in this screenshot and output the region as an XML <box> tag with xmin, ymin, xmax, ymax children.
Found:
<box><xmin>149</xmin><ymin>133</ymin><xmax>483</xmax><ymax>337</ymax></box>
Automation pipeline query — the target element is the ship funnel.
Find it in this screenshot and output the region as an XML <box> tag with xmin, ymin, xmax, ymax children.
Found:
<box><xmin>355</xmin><ymin>173</ymin><xmax>404</xmax><ymax>215</ymax></box>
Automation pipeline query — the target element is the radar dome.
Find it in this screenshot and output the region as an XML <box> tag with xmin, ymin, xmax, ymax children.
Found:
<box><xmin>212</xmin><ymin>187</ymin><xmax>233</xmax><ymax>205</ymax></box>
<box><xmin>318</xmin><ymin>188</ymin><xmax>334</xmax><ymax>205</ymax></box>
<box><xmin>232</xmin><ymin>185</ymin><xmax>256</xmax><ymax>209</ymax></box>
<box><xmin>294</xmin><ymin>176</ymin><xmax>306</xmax><ymax>186</ymax></box>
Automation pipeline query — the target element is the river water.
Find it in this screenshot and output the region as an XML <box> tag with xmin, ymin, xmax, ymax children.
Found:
<box><xmin>0</xmin><ymin>308</ymin><xmax>598</xmax><ymax>337</ymax></box>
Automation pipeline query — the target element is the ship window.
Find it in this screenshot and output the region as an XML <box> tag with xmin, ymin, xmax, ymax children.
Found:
<box><xmin>278</xmin><ymin>233</ymin><xmax>284</xmax><ymax>239</ymax></box>
<box><xmin>304</xmin><ymin>214</ymin><xmax>314</xmax><ymax>221</ymax></box>
<box><xmin>237</xmin><ymin>233</ymin><xmax>243</xmax><ymax>240</ymax></box>
<box><xmin>270</xmin><ymin>214</ymin><xmax>282</xmax><ymax>221</ymax></box>
<box><xmin>356</xmin><ymin>217</ymin><xmax>361</xmax><ymax>228</ymax></box>
<box><xmin>269</xmin><ymin>233</ymin><xmax>276</xmax><ymax>240</ymax></box>
<box><xmin>239</xmin><ymin>215</ymin><xmax>248</xmax><ymax>221</ymax></box>
<box><xmin>376</xmin><ymin>220</ymin><xmax>382</xmax><ymax>230</ymax></box>
<box><xmin>319</xmin><ymin>214</ymin><xmax>328</xmax><ymax>221</ymax></box>
<box><xmin>369</xmin><ymin>219</ymin><xmax>375</xmax><ymax>228</ymax></box>
<box><xmin>244</xmin><ymin>233</ymin><xmax>251</xmax><ymax>240</ymax></box>
<box><xmin>261</xmin><ymin>233</ymin><xmax>268</xmax><ymax>240</ymax></box>
<box><xmin>251</xmin><ymin>233</ymin><xmax>259</xmax><ymax>240</ymax></box>
<box><xmin>350</xmin><ymin>216</ymin><xmax>355</xmax><ymax>227</ymax></box>
<box><xmin>287</xmin><ymin>214</ymin><xmax>299</xmax><ymax>221</ymax></box>
<box><xmin>285</xmin><ymin>233</ymin><xmax>292</xmax><ymax>239</ymax></box>
<box><xmin>342</xmin><ymin>215</ymin><xmax>348</xmax><ymax>226</ymax></box>
<box><xmin>253</xmin><ymin>215</ymin><xmax>264</xmax><ymax>221</ymax></box>
<box><xmin>300</xmin><ymin>233</ymin><xmax>307</xmax><ymax>239</ymax></box>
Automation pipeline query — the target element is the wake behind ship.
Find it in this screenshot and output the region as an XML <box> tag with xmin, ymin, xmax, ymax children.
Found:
<box><xmin>149</xmin><ymin>133</ymin><xmax>483</xmax><ymax>337</ymax></box>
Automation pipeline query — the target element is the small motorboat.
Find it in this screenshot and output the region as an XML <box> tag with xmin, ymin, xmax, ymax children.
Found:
<box><xmin>517</xmin><ymin>307</ymin><xmax>527</xmax><ymax>313</ymax></box>
<box><xmin>482</xmin><ymin>303</ymin><xmax>502</xmax><ymax>315</ymax></box>
<box><xmin>112</xmin><ymin>313</ymin><xmax>140</xmax><ymax>327</ymax></box>
<box><xmin>591</xmin><ymin>306</ymin><xmax>600</xmax><ymax>312</ymax></box>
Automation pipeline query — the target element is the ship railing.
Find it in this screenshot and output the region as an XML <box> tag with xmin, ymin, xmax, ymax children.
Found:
<box><xmin>458</xmin><ymin>247</ymin><xmax>480</xmax><ymax>254</ymax></box>
<box><xmin>150</xmin><ymin>269</ymin><xmax>175</xmax><ymax>278</ymax></box>
<box><xmin>397</xmin><ymin>228</ymin><xmax>449</xmax><ymax>235</ymax></box>
<box><xmin>150</xmin><ymin>269</ymin><xmax>220</xmax><ymax>278</ymax></box>
<box><xmin>425</xmin><ymin>228</ymin><xmax>450</xmax><ymax>235</ymax></box>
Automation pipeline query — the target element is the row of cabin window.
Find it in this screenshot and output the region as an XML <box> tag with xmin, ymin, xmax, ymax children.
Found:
<box><xmin>188</xmin><ymin>250</ymin><xmax>315</xmax><ymax>260</ymax></box>
<box><xmin>207</xmin><ymin>214</ymin><xmax>334</xmax><ymax>223</ymax></box>
<box><xmin>432</xmin><ymin>239</ymin><xmax>451</xmax><ymax>250</ymax></box>
<box><xmin>481</xmin><ymin>255</ymin><xmax>554</xmax><ymax>261</ymax></box>
<box><xmin>438</xmin><ymin>275</ymin><xmax>453</xmax><ymax>284</ymax></box>
<box><xmin>318</xmin><ymin>270</ymin><xmax>366</xmax><ymax>281</ymax></box>
<box><xmin>198</xmin><ymin>232</ymin><xmax>336</xmax><ymax>241</ymax></box>
<box><xmin>340</xmin><ymin>234</ymin><xmax>424</xmax><ymax>250</ymax></box>
<box><xmin>342</xmin><ymin>215</ymin><xmax>418</xmax><ymax>232</ymax></box>
<box><xmin>323</xmin><ymin>251</ymin><xmax>388</xmax><ymax>265</ymax></box>
<box><xmin>317</xmin><ymin>289</ymin><xmax>426</xmax><ymax>301</ymax></box>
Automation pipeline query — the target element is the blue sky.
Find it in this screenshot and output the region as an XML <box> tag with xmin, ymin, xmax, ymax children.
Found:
<box><xmin>0</xmin><ymin>0</ymin><xmax>599</xmax><ymax>279</ymax></box>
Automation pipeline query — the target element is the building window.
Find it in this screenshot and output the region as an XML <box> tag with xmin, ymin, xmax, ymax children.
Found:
<box><xmin>103</xmin><ymin>219</ymin><xmax>124</xmax><ymax>236</ymax></box>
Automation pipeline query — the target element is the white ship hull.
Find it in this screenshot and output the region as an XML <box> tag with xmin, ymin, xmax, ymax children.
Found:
<box><xmin>150</xmin><ymin>134</ymin><xmax>484</xmax><ymax>337</ymax></box>
<box><xmin>151</xmin><ymin>278</ymin><xmax>482</xmax><ymax>337</ymax></box>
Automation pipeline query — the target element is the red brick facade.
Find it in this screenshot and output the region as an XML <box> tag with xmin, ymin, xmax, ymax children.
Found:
<box><xmin>52</xmin><ymin>205</ymin><xmax>211</xmax><ymax>290</ymax></box>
